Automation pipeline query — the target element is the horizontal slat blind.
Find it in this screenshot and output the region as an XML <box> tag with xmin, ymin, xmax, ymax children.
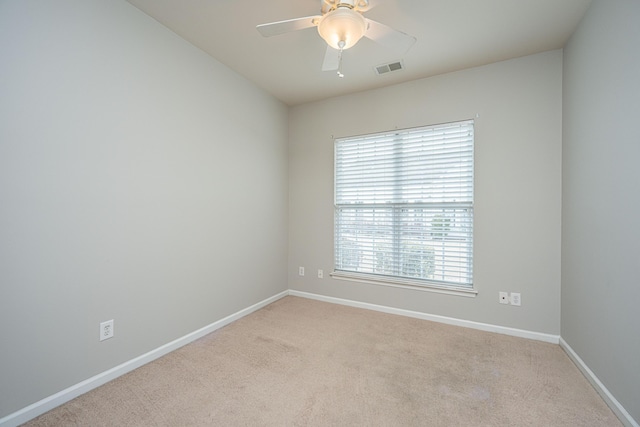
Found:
<box><xmin>334</xmin><ymin>120</ymin><xmax>474</xmax><ymax>288</ymax></box>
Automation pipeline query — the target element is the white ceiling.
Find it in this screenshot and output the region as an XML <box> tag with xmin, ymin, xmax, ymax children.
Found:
<box><xmin>126</xmin><ymin>0</ymin><xmax>592</xmax><ymax>106</ymax></box>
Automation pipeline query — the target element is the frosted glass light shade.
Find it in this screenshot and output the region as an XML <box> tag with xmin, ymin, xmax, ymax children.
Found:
<box><xmin>317</xmin><ymin>8</ymin><xmax>366</xmax><ymax>50</ymax></box>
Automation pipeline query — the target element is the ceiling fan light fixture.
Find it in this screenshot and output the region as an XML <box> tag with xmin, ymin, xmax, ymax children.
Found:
<box><xmin>317</xmin><ymin>7</ymin><xmax>366</xmax><ymax>50</ymax></box>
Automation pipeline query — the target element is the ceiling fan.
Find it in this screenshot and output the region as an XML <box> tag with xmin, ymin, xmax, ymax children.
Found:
<box><xmin>256</xmin><ymin>0</ymin><xmax>416</xmax><ymax>77</ymax></box>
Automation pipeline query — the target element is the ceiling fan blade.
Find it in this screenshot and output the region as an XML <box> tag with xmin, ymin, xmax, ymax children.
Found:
<box><xmin>364</xmin><ymin>18</ymin><xmax>416</xmax><ymax>54</ymax></box>
<box><xmin>256</xmin><ymin>16</ymin><xmax>320</xmax><ymax>38</ymax></box>
<box><xmin>322</xmin><ymin>45</ymin><xmax>341</xmax><ymax>71</ymax></box>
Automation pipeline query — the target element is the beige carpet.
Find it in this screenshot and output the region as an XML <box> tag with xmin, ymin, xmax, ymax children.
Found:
<box><xmin>24</xmin><ymin>296</ymin><xmax>620</xmax><ymax>426</ymax></box>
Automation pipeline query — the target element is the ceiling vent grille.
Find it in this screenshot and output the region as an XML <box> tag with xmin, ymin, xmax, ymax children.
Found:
<box><xmin>374</xmin><ymin>61</ymin><xmax>404</xmax><ymax>75</ymax></box>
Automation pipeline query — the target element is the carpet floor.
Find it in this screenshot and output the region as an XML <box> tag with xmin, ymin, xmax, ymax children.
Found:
<box><xmin>24</xmin><ymin>296</ymin><xmax>621</xmax><ymax>426</ymax></box>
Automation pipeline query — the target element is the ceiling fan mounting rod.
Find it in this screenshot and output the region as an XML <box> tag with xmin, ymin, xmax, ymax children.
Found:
<box><xmin>323</xmin><ymin>0</ymin><xmax>369</xmax><ymax>13</ymax></box>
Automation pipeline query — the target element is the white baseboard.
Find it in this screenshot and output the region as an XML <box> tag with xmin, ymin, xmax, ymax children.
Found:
<box><xmin>290</xmin><ymin>290</ymin><xmax>638</xmax><ymax>426</ymax></box>
<box><xmin>5</xmin><ymin>289</ymin><xmax>635</xmax><ymax>427</ymax></box>
<box><xmin>0</xmin><ymin>290</ymin><xmax>289</xmax><ymax>427</ymax></box>
<box><xmin>559</xmin><ymin>338</ymin><xmax>638</xmax><ymax>427</ymax></box>
<box><xmin>289</xmin><ymin>290</ymin><xmax>560</xmax><ymax>344</ymax></box>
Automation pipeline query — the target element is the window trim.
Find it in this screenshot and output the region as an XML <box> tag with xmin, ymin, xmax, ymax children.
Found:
<box><xmin>333</xmin><ymin>120</ymin><xmax>475</xmax><ymax>293</ymax></box>
<box><xmin>330</xmin><ymin>270</ymin><xmax>478</xmax><ymax>297</ymax></box>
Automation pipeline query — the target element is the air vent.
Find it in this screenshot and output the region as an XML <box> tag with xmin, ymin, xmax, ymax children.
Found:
<box><xmin>374</xmin><ymin>61</ymin><xmax>404</xmax><ymax>75</ymax></box>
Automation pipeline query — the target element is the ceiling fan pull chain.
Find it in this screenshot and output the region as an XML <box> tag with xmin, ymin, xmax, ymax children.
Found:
<box><xmin>337</xmin><ymin>40</ymin><xmax>345</xmax><ymax>78</ymax></box>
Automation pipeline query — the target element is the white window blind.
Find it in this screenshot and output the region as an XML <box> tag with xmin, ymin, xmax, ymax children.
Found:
<box><xmin>334</xmin><ymin>120</ymin><xmax>474</xmax><ymax>289</ymax></box>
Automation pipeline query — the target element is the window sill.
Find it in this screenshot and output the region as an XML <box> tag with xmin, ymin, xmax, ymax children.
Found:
<box><xmin>330</xmin><ymin>271</ymin><xmax>478</xmax><ymax>298</ymax></box>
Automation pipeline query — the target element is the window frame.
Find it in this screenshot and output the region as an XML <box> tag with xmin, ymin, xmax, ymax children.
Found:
<box><xmin>332</xmin><ymin>120</ymin><xmax>476</xmax><ymax>296</ymax></box>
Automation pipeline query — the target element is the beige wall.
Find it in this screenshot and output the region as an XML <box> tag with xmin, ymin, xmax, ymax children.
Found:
<box><xmin>289</xmin><ymin>50</ymin><xmax>562</xmax><ymax>334</ymax></box>
<box><xmin>562</xmin><ymin>0</ymin><xmax>640</xmax><ymax>422</ymax></box>
<box><xmin>11</xmin><ymin>0</ymin><xmax>639</xmax><ymax>422</ymax></box>
<box><xmin>0</xmin><ymin>0</ymin><xmax>288</xmax><ymax>417</ymax></box>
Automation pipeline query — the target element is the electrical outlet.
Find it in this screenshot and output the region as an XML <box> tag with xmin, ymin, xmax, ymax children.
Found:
<box><xmin>318</xmin><ymin>269</ymin><xmax>323</xmax><ymax>279</ymax></box>
<box><xmin>100</xmin><ymin>319</ymin><xmax>114</xmax><ymax>341</ymax></box>
<box><xmin>298</xmin><ymin>266</ymin><xmax>305</xmax><ymax>276</ymax></box>
<box><xmin>499</xmin><ymin>292</ymin><xmax>509</xmax><ymax>304</ymax></box>
<box><xmin>510</xmin><ymin>292</ymin><xmax>521</xmax><ymax>306</ymax></box>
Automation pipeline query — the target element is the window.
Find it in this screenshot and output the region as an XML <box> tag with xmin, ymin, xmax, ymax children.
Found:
<box><xmin>333</xmin><ymin>120</ymin><xmax>474</xmax><ymax>291</ymax></box>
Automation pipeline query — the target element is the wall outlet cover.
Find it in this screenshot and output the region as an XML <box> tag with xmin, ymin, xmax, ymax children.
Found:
<box><xmin>100</xmin><ymin>319</ymin><xmax>114</xmax><ymax>341</ymax></box>
<box><xmin>510</xmin><ymin>292</ymin><xmax>522</xmax><ymax>306</ymax></box>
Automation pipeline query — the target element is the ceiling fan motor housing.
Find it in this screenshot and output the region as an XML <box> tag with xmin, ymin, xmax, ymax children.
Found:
<box><xmin>322</xmin><ymin>0</ymin><xmax>369</xmax><ymax>11</ymax></box>
<box><xmin>317</xmin><ymin>6</ymin><xmax>367</xmax><ymax>50</ymax></box>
